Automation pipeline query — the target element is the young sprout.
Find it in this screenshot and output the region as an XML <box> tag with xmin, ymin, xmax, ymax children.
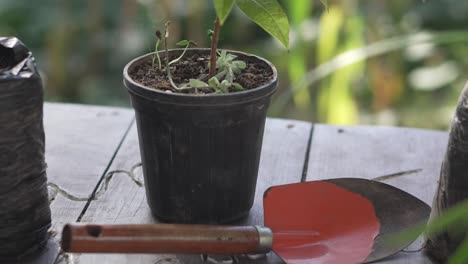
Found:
<box><xmin>162</xmin><ymin>23</ymin><xmax>201</xmax><ymax>92</ymax></box>
<box><xmin>181</xmin><ymin>50</ymin><xmax>246</xmax><ymax>93</ymax></box>
<box><xmin>169</xmin><ymin>40</ymin><xmax>197</xmax><ymax>66</ymax></box>
<box><xmin>214</xmin><ymin>50</ymin><xmax>246</xmax><ymax>84</ymax></box>
<box><xmin>160</xmin><ymin>22</ymin><xmax>245</xmax><ymax>94</ymax></box>
<box><xmin>163</xmin><ymin>21</ymin><xmax>170</xmax><ymax>73</ymax></box>
<box><xmin>152</xmin><ymin>30</ymin><xmax>162</xmax><ymax>69</ymax></box>
<box><xmin>162</xmin><ymin>21</ymin><xmax>182</xmax><ymax>91</ymax></box>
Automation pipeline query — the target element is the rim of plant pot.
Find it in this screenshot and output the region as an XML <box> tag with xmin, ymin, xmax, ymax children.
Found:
<box><xmin>123</xmin><ymin>48</ymin><xmax>278</xmax><ymax>107</ymax></box>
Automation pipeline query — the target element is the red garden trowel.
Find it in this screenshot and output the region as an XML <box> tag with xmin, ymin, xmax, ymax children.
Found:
<box><xmin>62</xmin><ymin>178</ymin><xmax>429</xmax><ymax>263</ymax></box>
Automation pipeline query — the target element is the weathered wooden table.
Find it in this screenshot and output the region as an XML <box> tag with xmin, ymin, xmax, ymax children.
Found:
<box><xmin>31</xmin><ymin>102</ymin><xmax>448</xmax><ymax>264</ymax></box>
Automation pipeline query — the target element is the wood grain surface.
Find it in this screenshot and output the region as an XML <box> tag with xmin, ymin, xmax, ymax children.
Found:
<box><xmin>29</xmin><ymin>103</ymin><xmax>134</xmax><ymax>264</ymax></box>
<box><xmin>28</xmin><ymin>103</ymin><xmax>450</xmax><ymax>264</ymax></box>
<box><xmin>306</xmin><ymin>124</ymin><xmax>448</xmax><ymax>264</ymax></box>
<box><xmin>77</xmin><ymin>118</ymin><xmax>312</xmax><ymax>264</ymax></box>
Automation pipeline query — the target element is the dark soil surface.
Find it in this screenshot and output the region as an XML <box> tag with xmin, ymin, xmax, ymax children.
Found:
<box><xmin>129</xmin><ymin>52</ymin><xmax>274</xmax><ymax>94</ymax></box>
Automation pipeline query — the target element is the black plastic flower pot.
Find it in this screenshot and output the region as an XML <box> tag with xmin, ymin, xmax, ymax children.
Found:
<box><xmin>123</xmin><ymin>49</ymin><xmax>277</xmax><ymax>224</ymax></box>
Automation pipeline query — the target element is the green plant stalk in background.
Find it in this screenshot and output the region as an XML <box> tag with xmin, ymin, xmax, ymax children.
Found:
<box><xmin>287</xmin><ymin>0</ymin><xmax>312</xmax><ymax>110</ymax></box>
<box><xmin>325</xmin><ymin>10</ymin><xmax>364</xmax><ymax>124</ymax></box>
<box><xmin>271</xmin><ymin>30</ymin><xmax>468</xmax><ymax>116</ymax></box>
<box><xmin>317</xmin><ymin>6</ymin><xmax>347</xmax><ymax>123</ymax></box>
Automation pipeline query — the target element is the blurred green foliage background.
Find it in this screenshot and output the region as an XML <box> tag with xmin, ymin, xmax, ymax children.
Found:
<box><xmin>1</xmin><ymin>0</ymin><xmax>468</xmax><ymax>129</ymax></box>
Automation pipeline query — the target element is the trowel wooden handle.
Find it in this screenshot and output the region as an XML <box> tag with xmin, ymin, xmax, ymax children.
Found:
<box><xmin>62</xmin><ymin>223</ymin><xmax>272</xmax><ymax>255</ymax></box>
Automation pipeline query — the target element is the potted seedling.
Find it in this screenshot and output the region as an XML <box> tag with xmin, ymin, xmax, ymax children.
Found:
<box><xmin>123</xmin><ymin>0</ymin><xmax>289</xmax><ymax>224</ymax></box>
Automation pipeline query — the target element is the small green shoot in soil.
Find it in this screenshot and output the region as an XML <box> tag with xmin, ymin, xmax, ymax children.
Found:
<box><xmin>150</xmin><ymin>0</ymin><xmax>291</xmax><ymax>93</ymax></box>
<box><xmin>181</xmin><ymin>50</ymin><xmax>247</xmax><ymax>93</ymax></box>
<box><xmin>152</xmin><ymin>30</ymin><xmax>162</xmax><ymax>69</ymax></box>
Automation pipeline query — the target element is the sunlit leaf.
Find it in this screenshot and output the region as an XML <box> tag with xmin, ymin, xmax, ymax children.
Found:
<box><xmin>317</xmin><ymin>7</ymin><xmax>344</xmax><ymax>64</ymax></box>
<box><xmin>325</xmin><ymin>14</ymin><xmax>364</xmax><ymax>124</ymax></box>
<box><xmin>287</xmin><ymin>0</ymin><xmax>311</xmax><ymax>27</ymax></box>
<box><xmin>213</xmin><ymin>0</ymin><xmax>234</xmax><ymax>25</ymax></box>
<box><xmin>316</xmin><ymin>6</ymin><xmax>344</xmax><ymax>121</ymax></box>
<box><xmin>325</xmin><ymin>65</ymin><xmax>359</xmax><ymax>124</ymax></box>
<box><xmin>235</xmin><ymin>0</ymin><xmax>289</xmax><ymax>48</ymax></box>
<box><xmin>286</xmin><ymin>0</ymin><xmax>312</xmax><ymax>109</ymax></box>
<box><xmin>288</xmin><ymin>51</ymin><xmax>311</xmax><ymax>109</ymax></box>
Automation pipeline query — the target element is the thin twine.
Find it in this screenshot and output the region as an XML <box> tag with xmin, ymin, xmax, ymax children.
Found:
<box><xmin>48</xmin><ymin>162</ymin><xmax>143</xmax><ymax>203</ymax></box>
<box><xmin>49</xmin><ymin>166</ymin><xmax>429</xmax><ymax>260</ymax></box>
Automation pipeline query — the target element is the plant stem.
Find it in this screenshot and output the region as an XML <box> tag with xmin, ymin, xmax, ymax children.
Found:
<box><xmin>164</xmin><ymin>35</ymin><xmax>169</xmax><ymax>72</ymax></box>
<box><xmin>169</xmin><ymin>43</ymin><xmax>190</xmax><ymax>66</ymax></box>
<box><xmin>209</xmin><ymin>16</ymin><xmax>220</xmax><ymax>78</ymax></box>
<box><xmin>152</xmin><ymin>39</ymin><xmax>161</xmax><ymax>69</ymax></box>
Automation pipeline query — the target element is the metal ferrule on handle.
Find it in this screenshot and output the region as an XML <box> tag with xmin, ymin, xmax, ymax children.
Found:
<box><xmin>62</xmin><ymin>224</ymin><xmax>273</xmax><ymax>255</ymax></box>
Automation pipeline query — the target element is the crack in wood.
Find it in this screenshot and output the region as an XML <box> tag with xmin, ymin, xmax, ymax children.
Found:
<box><xmin>371</xmin><ymin>169</ymin><xmax>423</xmax><ymax>182</ymax></box>
<box><xmin>301</xmin><ymin>125</ymin><xmax>315</xmax><ymax>182</ymax></box>
<box><xmin>76</xmin><ymin>119</ymin><xmax>136</xmax><ymax>222</ymax></box>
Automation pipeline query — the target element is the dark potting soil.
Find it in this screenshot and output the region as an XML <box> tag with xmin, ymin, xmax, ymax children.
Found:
<box><xmin>129</xmin><ymin>52</ymin><xmax>273</xmax><ymax>94</ymax></box>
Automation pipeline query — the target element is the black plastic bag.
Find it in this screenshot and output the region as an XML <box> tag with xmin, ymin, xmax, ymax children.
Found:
<box><xmin>0</xmin><ymin>37</ymin><xmax>51</xmax><ymax>261</ymax></box>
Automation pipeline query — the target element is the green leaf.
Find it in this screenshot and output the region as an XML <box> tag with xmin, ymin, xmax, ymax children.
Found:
<box><xmin>189</xmin><ymin>79</ymin><xmax>208</xmax><ymax>88</ymax></box>
<box><xmin>176</xmin><ymin>40</ymin><xmax>190</xmax><ymax>46</ymax></box>
<box><xmin>232</xmin><ymin>60</ymin><xmax>246</xmax><ymax>69</ymax></box>
<box><xmin>215</xmin><ymin>70</ymin><xmax>227</xmax><ymax>80</ymax></box>
<box><xmin>208</xmin><ymin>77</ymin><xmax>220</xmax><ymax>87</ymax></box>
<box><xmin>214</xmin><ymin>0</ymin><xmax>234</xmax><ymax>25</ymax></box>
<box><xmin>233</xmin><ymin>83</ymin><xmax>244</xmax><ymax>91</ymax></box>
<box><xmin>220</xmin><ymin>80</ymin><xmax>230</xmax><ymax>93</ymax></box>
<box><xmin>225</xmin><ymin>67</ymin><xmax>234</xmax><ymax>83</ymax></box>
<box><xmin>235</xmin><ymin>0</ymin><xmax>290</xmax><ymax>48</ymax></box>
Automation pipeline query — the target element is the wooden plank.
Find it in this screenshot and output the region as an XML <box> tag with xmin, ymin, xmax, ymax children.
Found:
<box><xmin>306</xmin><ymin>124</ymin><xmax>449</xmax><ymax>263</ymax></box>
<box><xmin>306</xmin><ymin>124</ymin><xmax>448</xmax><ymax>204</ymax></box>
<box><xmin>29</xmin><ymin>103</ymin><xmax>134</xmax><ymax>264</ymax></box>
<box><xmin>45</xmin><ymin>103</ymin><xmax>134</xmax><ymax>230</ymax></box>
<box><xmin>76</xmin><ymin>118</ymin><xmax>312</xmax><ymax>264</ymax></box>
